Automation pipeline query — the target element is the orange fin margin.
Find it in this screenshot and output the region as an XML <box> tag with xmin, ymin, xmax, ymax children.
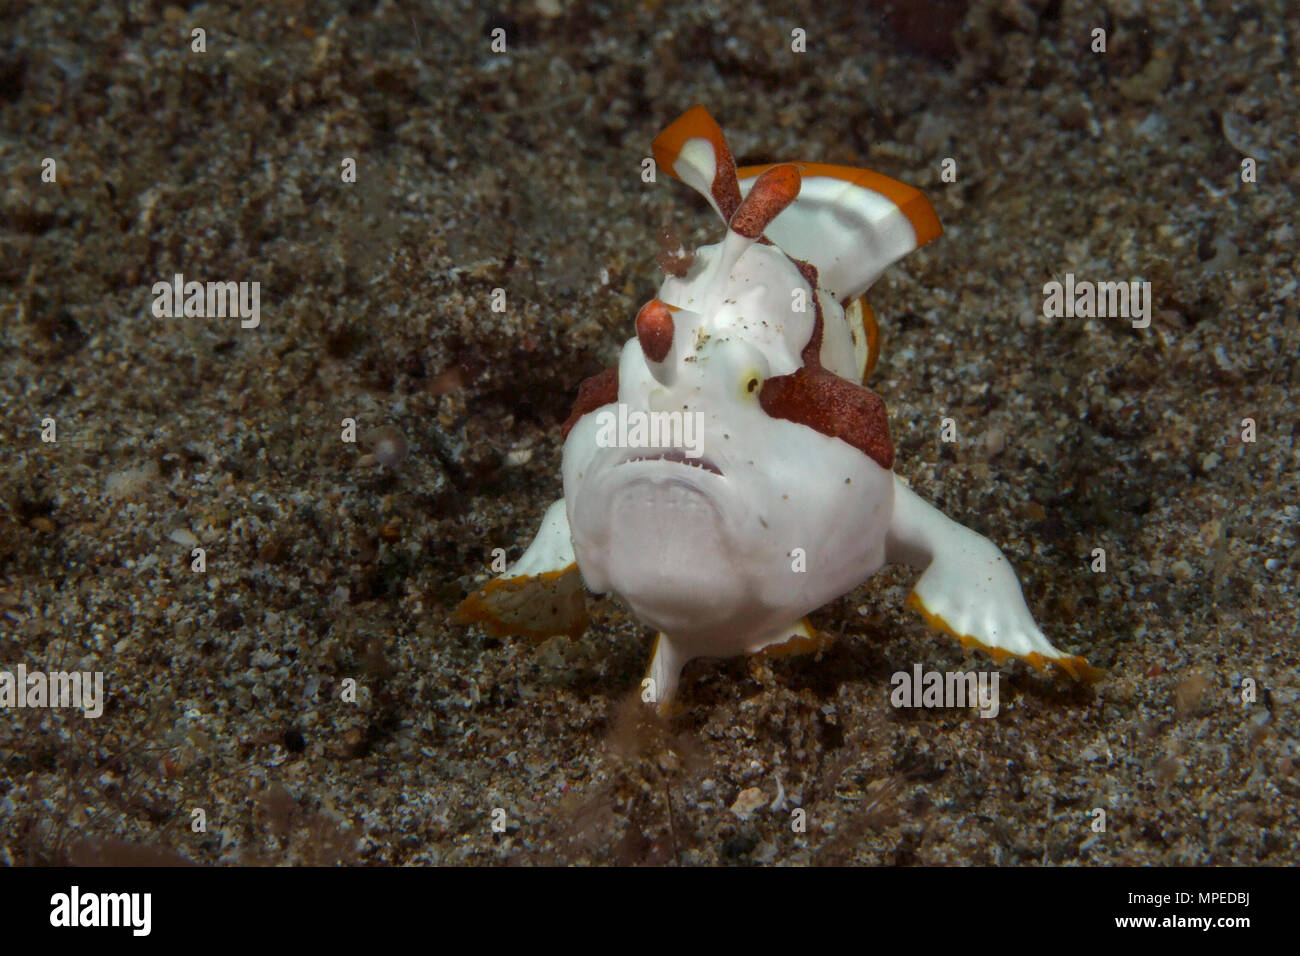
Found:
<box><xmin>737</xmin><ymin>160</ymin><xmax>942</xmax><ymax>249</ymax></box>
<box><xmin>756</xmin><ymin>618</ymin><xmax>832</xmax><ymax>660</ymax></box>
<box><xmin>455</xmin><ymin>564</ymin><xmax>589</xmax><ymax>642</ymax></box>
<box><xmin>905</xmin><ymin>591</ymin><xmax>1103</xmax><ymax>682</ymax></box>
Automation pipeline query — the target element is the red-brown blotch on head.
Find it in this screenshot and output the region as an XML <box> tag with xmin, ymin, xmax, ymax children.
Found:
<box><xmin>635</xmin><ymin>299</ymin><xmax>675</xmax><ymax>363</ymax></box>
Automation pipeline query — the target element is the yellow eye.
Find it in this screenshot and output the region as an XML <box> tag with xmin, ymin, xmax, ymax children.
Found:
<box><xmin>720</xmin><ymin>344</ymin><xmax>770</xmax><ymax>401</ymax></box>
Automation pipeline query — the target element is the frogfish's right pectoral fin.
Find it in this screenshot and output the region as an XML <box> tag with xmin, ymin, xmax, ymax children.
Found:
<box><xmin>454</xmin><ymin>499</ymin><xmax>589</xmax><ymax>640</ymax></box>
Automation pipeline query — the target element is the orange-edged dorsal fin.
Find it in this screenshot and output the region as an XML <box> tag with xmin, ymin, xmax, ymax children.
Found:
<box><xmin>652</xmin><ymin>105</ymin><xmax>742</xmax><ymax>222</ymax></box>
<box><xmin>737</xmin><ymin>161</ymin><xmax>941</xmax><ymax>303</ymax></box>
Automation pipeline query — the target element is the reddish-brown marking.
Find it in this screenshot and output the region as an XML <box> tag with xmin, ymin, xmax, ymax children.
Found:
<box><xmin>710</xmin><ymin>145</ymin><xmax>742</xmax><ymax>222</ymax></box>
<box><xmin>656</xmin><ymin>225</ymin><xmax>695</xmax><ymax>277</ymax></box>
<box><xmin>729</xmin><ymin>164</ymin><xmax>801</xmax><ymax>239</ymax></box>
<box><xmin>635</xmin><ymin>299</ymin><xmax>675</xmax><ymax>362</ymax></box>
<box><xmin>759</xmin><ymin>259</ymin><xmax>895</xmax><ymax>469</ymax></box>
<box><xmin>561</xmin><ymin>366</ymin><xmax>619</xmax><ymax>439</ymax></box>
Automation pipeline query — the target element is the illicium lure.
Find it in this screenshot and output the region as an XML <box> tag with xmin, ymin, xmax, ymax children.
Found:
<box><xmin>459</xmin><ymin>106</ymin><xmax>1097</xmax><ymax>706</ymax></box>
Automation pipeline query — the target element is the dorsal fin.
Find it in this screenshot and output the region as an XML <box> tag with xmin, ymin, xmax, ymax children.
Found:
<box><xmin>651</xmin><ymin>106</ymin><xmax>742</xmax><ymax>222</ymax></box>
<box><xmin>738</xmin><ymin>161</ymin><xmax>941</xmax><ymax>303</ymax></box>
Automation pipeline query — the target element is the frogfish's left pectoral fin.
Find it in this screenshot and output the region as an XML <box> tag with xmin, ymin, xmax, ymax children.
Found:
<box><xmin>885</xmin><ymin>476</ymin><xmax>1102</xmax><ymax>682</ymax></box>
<box><xmin>454</xmin><ymin>499</ymin><xmax>589</xmax><ymax>640</ymax></box>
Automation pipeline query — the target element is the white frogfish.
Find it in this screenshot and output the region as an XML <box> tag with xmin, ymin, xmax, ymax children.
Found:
<box><xmin>458</xmin><ymin>106</ymin><xmax>1098</xmax><ymax>708</ymax></box>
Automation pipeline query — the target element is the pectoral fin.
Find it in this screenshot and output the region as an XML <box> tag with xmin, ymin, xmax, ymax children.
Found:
<box><xmin>749</xmin><ymin>618</ymin><xmax>828</xmax><ymax>659</ymax></box>
<box><xmin>885</xmin><ymin>475</ymin><xmax>1100</xmax><ymax>681</ymax></box>
<box><xmin>455</xmin><ymin>499</ymin><xmax>589</xmax><ymax>640</ymax></box>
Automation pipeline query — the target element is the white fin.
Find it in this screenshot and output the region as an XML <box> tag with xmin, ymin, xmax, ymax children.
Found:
<box><xmin>746</xmin><ymin>618</ymin><xmax>828</xmax><ymax>658</ymax></box>
<box><xmin>885</xmin><ymin>476</ymin><xmax>1099</xmax><ymax>680</ymax></box>
<box><xmin>738</xmin><ymin>163</ymin><xmax>941</xmax><ymax>303</ymax></box>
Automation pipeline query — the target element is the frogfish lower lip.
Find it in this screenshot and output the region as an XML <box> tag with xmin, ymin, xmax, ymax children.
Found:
<box><xmin>620</xmin><ymin>449</ymin><xmax>724</xmax><ymax>476</ymax></box>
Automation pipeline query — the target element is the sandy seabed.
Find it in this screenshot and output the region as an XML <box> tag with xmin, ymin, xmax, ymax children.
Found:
<box><xmin>1</xmin><ymin>0</ymin><xmax>1297</xmax><ymax>865</ymax></box>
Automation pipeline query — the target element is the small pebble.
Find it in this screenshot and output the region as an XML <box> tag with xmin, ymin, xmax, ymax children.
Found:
<box><xmin>169</xmin><ymin>528</ymin><xmax>199</xmax><ymax>548</ymax></box>
<box><xmin>729</xmin><ymin>786</ymin><xmax>765</xmax><ymax>820</ymax></box>
<box><xmin>369</xmin><ymin>426</ymin><xmax>409</xmax><ymax>469</ymax></box>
